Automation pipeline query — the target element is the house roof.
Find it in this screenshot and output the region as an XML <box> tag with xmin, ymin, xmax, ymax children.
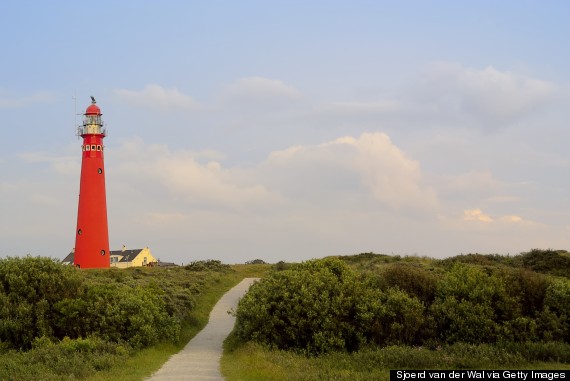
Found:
<box><xmin>63</xmin><ymin>248</ymin><xmax>147</xmax><ymax>264</ymax></box>
<box><xmin>62</xmin><ymin>252</ymin><xmax>74</xmax><ymax>264</ymax></box>
<box><xmin>110</xmin><ymin>249</ymin><xmax>144</xmax><ymax>263</ymax></box>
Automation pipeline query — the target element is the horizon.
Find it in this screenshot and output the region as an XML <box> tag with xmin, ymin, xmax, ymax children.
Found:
<box><xmin>2</xmin><ymin>1</ymin><xmax>570</xmax><ymax>264</ymax></box>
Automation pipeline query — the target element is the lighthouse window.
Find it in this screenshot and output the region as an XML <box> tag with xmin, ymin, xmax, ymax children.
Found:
<box><xmin>97</xmin><ymin>145</ymin><xmax>101</xmax><ymax>151</ymax></box>
<box><xmin>100</xmin><ymin>250</ymin><xmax>106</xmax><ymax>256</ymax></box>
<box><xmin>98</xmin><ymin>168</ymin><xmax>103</xmax><ymax>174</ymax></box>
<box><xmin>91</xmin><ymin>145</ymin><xmax>96</xmax><ymax>151</ymax></box>
<box><xmin>77</xmin><ymin>228</ymin><xmax>82</xmax><ymax>235</ymax></box>
<box><xmin>85</xmin><ymin>145</ymin><xmax>90</xmax><ymax>151</ymax></box>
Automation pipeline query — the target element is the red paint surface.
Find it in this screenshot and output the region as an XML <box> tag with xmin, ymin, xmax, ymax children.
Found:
<box><xmin>74</xmin><ymin>103</ymin><xmax>110</xmax><ymax>268</ymax></box>
<box><xmin>85</xmin><ymin>104</ymin><xmax>101</xmax><ymax>115</ymax></box>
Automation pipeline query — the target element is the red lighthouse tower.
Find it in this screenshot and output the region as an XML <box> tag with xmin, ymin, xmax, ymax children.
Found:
<box><xmin>74</xmin><ymin>97</ymin><xmax>110</xmax><ymax>268</ymax></box>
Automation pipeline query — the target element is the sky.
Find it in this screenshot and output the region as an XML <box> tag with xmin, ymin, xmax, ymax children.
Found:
<box><xmin>1</xmin><ymin>1</ymin><xmax>570</xmax><ymax>264</ymax></box>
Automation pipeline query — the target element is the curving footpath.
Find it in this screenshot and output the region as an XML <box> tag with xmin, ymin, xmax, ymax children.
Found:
<box><xmin>146</xmin><ymin>277</ymin><xmax>259</xmax><ymax>381</ymax></box>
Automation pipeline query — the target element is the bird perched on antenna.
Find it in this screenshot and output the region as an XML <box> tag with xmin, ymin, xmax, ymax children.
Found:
<box><xmin>90</xmin><ymin>96</ymin><xmax>96</xmax><ymax>103</ymax></box>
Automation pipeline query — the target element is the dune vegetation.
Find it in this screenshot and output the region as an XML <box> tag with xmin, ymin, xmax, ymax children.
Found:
<box><xmin>0</xmin><ymin>257</ymin><xmax>268</xmax><ymax>381</ymax></box>
<box><xmin>222</xmin><ymin>250</ymin><xmax>570</xmax><ymax>380</ymax></box>
<box><xmin>0</xmin><ymin>250</ymin><xmax>568</xmax><ymax>380</ymax></box>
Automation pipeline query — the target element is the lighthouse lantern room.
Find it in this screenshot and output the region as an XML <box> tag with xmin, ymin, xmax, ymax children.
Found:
<box><xmin>74</xmin><ymin>96</ymin><xmax>110</xmax><ymax>268</ymax></box>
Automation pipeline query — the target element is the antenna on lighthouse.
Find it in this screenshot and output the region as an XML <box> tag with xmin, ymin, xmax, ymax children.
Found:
<box><xmin>73</xmin><ymin>92</ymin><xmax>79</xmax><ymax>140</ymax></box>
<box><xmin>91</xmin><ymin>95</ymin><xmax>96</xmax><ymax>103</ymax></box>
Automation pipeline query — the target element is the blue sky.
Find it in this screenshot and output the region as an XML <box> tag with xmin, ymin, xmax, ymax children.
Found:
<box><xmin>2</xmin><ymin>1</ymin><xmax>570</xmax><ymax>263</ymax></box>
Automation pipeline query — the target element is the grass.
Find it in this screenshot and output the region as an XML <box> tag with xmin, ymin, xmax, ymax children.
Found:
<box><xmin>221</xmin><ymin>341</ymin><xmax>570</xmax><ymax>381</ymax></box>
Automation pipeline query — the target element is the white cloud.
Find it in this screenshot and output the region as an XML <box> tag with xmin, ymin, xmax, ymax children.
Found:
<box><xmin>460</xmin><ymin>208</ymin><xmax>534</xmax><ymax>226</ymax></box>
<box><xmin>260</xmin><ymin>132</ymin><xmax>438</xmax><ymax>211</ymax></box>
<box><xmin>418</xmin><ymin>63</ymin><xmax>556</xmax><ymax>127</ymax></box>
<box><xmin>17</xmin><ymin>151</ymin><xmax>79</xmax><ymax>176</ymax></box>
<box><xmin>137</xmin><ymin>212</ymin><xmax>188</xmax><ymax>226</ymax></box>
<box><xmin>219</xmin><ymin>77</ymin><xmax>304</xmax><ymax>115</ymax></box>
<box><xmin>499</xmin><ymin>215</ymin><xmax>523</xmax><ymax>223</ymax></box>
<box><xmin>109</xmin><ymin>138</ymin><xmax>279</xmax><ymax>212</ymax></box>
<box><xmin>432</xmin><ymin>170</ymin><xmax>511</xmax><ymax>206</ymax></box>
<box><xmin>114</xmin><ymin>84</ymin><xmax>197</xmax><ymax>112</ymax></box>
<box><xmin>350</xmin><ymin>133</ymin><xmax>438</xmax><ymax>209</ymax></box>
<box><xmin>3</xmin><ymin>69</ymin><xmax>568</xmax><ymax>262</ymax></box>
<box><xmin>101</xmin><ymin>132</ymin><xmax>438</xmax><ymax>259</ymax></box>
<box><xmin>224</xmin><ymin>77</ymin><xmax>302</xmax><ymax>101</ymax></box>
<box><xmin>316</xmin><ymin>100</ymin><xmax>402</xmax><ymax>115</ymax></box>
<box><xmin>462</xmin><ymin>208</ymin><xmax>493</xmax><ymax>222</ymax></box>
<box><xmin>443</xmin><ymin>170</ymin><xmax>502</xmax><ymax>192</ymax></box>
<box><xmin>300</xmin><ymin>63</ymin><xmax>556</xmax><ymax>134</ymax></box>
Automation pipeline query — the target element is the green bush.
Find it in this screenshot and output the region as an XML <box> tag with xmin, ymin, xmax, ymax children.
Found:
<box><xmin>430</xmin><ymin>263</ymin><xmax>522</xmax><ymax>344</ymax></box>
<box><xmin>54</xmin><ymin>282</ymin><xmax>180</xmax><ymax>348</ymax></box>
<box><xmin>497</xmin><ymin>268</ymin><xmax>550</xmax><ymax>317</ymax></box>
<box><xmin>234</xmin><ymin>258</ymin><xmax>378</xmax><ymax>354</ymax></box>
<box><xmin>376</xmin><ymin>262</ymin><xmax>438</xmax><ymax>304</ymax></box>
<box><xmin>518</xmin><ymin>249</ymin><xmax>570</xmax><ymax>277</ymax></box>
<box><xmin>185</xmin><ymin>260</ymin><xmax>232</xmax><ymax>272</ymax></box>
<box><xmin>368</xmin><ymin>288</ymin><xmax>425</xmax><ymax>346</ymax></box>
<box><xmin>0</xmin><ymin>256</ymin><xmax>81</xmax><ymax>349</ymax></box>
<box><xmin>0</xmin><ymin>256</ymin><xmax>183</xmax><ymax>350</ymax></box>
<box><xmin>542</xmin><ymin>278</ymin><xmax>570</xmax><ymax>341</ymax></box>
<box><xmin>273</xmin><ymin>261</ymin><xmax>292</xmax><ymax>271</ymax></box>
<box><xmin>431</xmin><ymin>295</ymin><xmax>498</xmax><ymax>344</ymax></box>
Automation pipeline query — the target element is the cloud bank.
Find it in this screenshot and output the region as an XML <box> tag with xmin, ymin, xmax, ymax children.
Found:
<box><xmin>2</xmin><ymin>64</ymin><xmax>568</xmax><ymax>262</ymax></box>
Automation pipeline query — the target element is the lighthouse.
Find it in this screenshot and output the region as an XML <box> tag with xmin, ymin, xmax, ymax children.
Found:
<box><xmin>74</xmin><ymin>97</ymin><xmax>110</xmax><ymax>268</ymax></box>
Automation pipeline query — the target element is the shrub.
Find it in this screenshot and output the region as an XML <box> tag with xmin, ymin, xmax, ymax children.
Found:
<box><xmin>0</xmin><ymin>256</ymin><xmax>81</xmax><ymax>349</ymax></box>
<box><xmin>368</xmin><ymin>288</ymin><xmax>425</xmax><ymax>345</ymax></box>
<box><xmin>185</xmin><ymin>260</ymin><xmax>232</xmax><ymax>272</ymax></box>
<box><xmin>518</xmin><ymin>249</ymin><xmax>570</xmax><ymax>277</ymax></box>
<box><xmin>430</xmin><ymin>263</ymin><xmax>519</xmax><ymax>344</ymax></box>
<box><xmin>497</xmin><ymin>268</ymin><xmax>550</xmax><ymax>317</ymax></box>
<box><xmin>54</xmin><ymin>282</ymin><xmax>180</xmax><ymax>348</ymax></box>
<box><xmin>377</xmin><ymin>262</ymin><xmax>438</xmax><ymax>304</ymax></box>
<box><xmin>273</xmin><ymin>261</ymin><xmax>292</xmax><ymax>271</ymax></box>
<box><xmin>246</xmin><ymin>259</ymin><xmax>266</xmax><ymax>264</ymax></box>
<box><xmin>542</xmin><ymin>278</ymin><xmax>570</xmax><ymax>341</ymax></box>
<box><xmin>0</xmin><ymin>257</ymin><xmax>184</xmax><ymax>350</ymax></box>
<box><xmin>234</xmin><ymin>258</ymin><xmax>377</xmax><ymax>354</ymax></box>
<box><xmin>431</xmin><ymin>295</ymin><xmax>498</xmax><ymax>344</ymax></box>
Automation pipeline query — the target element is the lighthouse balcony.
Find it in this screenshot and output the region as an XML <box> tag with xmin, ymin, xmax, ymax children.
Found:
<box><xmin>77</xmin><ymin>125</ymin><xmax>107</xmax><ymax>136</ymax></box>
